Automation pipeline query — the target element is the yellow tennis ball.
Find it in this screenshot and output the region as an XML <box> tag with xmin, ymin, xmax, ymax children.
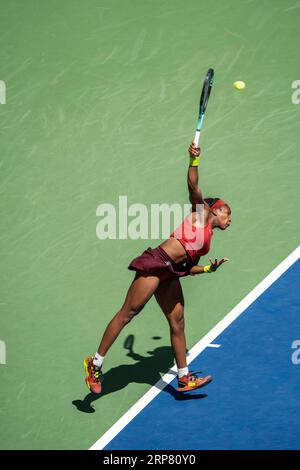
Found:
<box><xmin>233</xmin><ymin>80</ymin><xmax>246</xmax><ymax>90</ymax></box>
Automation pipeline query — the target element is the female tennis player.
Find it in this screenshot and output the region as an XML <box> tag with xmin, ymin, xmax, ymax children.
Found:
<box><xmin>84</xmin><ymin>142</ymin><xmax>231</xmax><ymax>394</ymax></box>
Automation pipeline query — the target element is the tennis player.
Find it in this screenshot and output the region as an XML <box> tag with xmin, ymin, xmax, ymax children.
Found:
<box><xmin>84</xmin><ymin>142</ymin><xmax>231</xmax><ymax>394</ymax></box>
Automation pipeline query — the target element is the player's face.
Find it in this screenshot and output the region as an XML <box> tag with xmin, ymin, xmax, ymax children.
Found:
<box><xmin>217</xmin><ymin>206</ymin><xmax>231</xmax><ymax>230</ymax></box>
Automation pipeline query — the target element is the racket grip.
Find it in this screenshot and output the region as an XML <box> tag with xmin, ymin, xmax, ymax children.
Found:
<box><xmin>194</xmin><ymin>130</ymin><xmax>201</xmax><ymax>147</ymax></box>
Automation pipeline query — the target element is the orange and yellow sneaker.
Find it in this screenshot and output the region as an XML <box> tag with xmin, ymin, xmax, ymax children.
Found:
<box><xmin>177</xmin><ymin>373</ymin><xmax>213</xmax><ymax>392</ymax></box>
<box><xmin>84</xmin><ymin>356</ymin><xmax>102</xmax><ymax>394</ymax></box>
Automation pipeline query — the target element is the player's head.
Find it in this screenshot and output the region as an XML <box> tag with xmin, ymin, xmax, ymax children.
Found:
<box><xmin>205</xmin><ymin>197</ymin><xmax>231</xmax><ymax>230</ymax></box>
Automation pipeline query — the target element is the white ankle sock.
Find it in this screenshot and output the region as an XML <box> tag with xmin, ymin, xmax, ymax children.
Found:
<box><xmin>178</xmin><ymin>366</ymin><xmax>189</xmax><ymax>378</ymax></box>
<box><xmin>93</xmin><ymin>352</ymin><xmax>105</xmax><ymax>368</ymax></box>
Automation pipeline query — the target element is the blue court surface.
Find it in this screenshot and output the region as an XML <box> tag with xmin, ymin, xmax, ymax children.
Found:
<box><xmin>102</xmin><ymin>258</ymin><xmax>300</xmax><ymax>450</ymax></box>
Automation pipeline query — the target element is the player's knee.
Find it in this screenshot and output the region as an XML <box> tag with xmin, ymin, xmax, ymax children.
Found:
<box><xmin>119</xmin><ymin>306</ymin><xmax>141</xmax><ymax>325</ymax></box>
<box><xmin>170</xmin><ymin>314</ymin><xmax>185</xmax><ymax>333</ymax></box>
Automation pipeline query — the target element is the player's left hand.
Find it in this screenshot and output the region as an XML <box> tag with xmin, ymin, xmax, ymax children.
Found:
<box><xmin>209</xmin><ymin>257</ymin><xmax>229</xmax><ymax>271</ymax></box>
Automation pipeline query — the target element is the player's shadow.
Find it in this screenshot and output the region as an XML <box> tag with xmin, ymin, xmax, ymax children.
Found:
<box><xmin>72</xmin><ymin>335</ymin><xmax>207</xmax><ymax>413</ymax></box>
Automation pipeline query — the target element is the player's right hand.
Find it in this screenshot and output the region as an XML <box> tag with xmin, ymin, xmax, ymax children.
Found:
<box><xmin>188</xmin><ymin>142</ymin><xmax>201</xmax><ymax>157</ymax></box>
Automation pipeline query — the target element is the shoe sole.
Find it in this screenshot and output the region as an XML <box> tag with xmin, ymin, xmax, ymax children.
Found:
<box><xmin>177</xmin><ymin>376</ymin><xmax>213</xmax><ymax>393</ymax></box>
<box><xmin>83</xmin><ymin>358</ymin><xmax>91</xmax><ymax>390</ymax></box>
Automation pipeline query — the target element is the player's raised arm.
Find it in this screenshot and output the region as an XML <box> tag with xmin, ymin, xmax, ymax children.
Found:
<box><xmin>187</xmin><ymin>142</ymin><xmax>204</xmax><ymax>209</ymax></box>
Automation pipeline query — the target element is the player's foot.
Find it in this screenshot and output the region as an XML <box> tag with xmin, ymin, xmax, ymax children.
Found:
<box><xmin>177</xmin><ymin>373</ymin><xmax>212</xmax><ymax>392</ymax></box>
<box><xmin>84</xmin><ymin>356</ymin><xmax>102</xmax><ymax>394</ymax></box>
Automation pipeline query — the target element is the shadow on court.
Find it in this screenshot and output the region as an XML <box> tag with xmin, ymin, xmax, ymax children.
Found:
<box><xmin>72</xmin><ymin>335</ymin><xmax>207</xmax><ymax>413</ymax></box>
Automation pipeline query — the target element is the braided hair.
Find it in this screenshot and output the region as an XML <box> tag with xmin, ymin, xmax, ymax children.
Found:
<box><xmin>204</xmin><ymin>197</ymin><xmax>221</xmax><ymax>207</ymax></box>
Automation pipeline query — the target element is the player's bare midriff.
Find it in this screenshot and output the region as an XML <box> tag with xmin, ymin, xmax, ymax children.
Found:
<box><xmin>159</xmin><ymin>237</ymin><xmax>189</xmax><ymax>265</ymax></box>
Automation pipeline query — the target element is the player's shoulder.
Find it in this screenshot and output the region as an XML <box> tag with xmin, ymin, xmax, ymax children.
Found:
<box><xmin>190</xmin><ymin>200</ymin><xmax>210</xmax><ymax>213</ymax></box>
<box><xmin>190</xmin><ymin>205</ymin><xmax>210</xmax><ymax>226</ymax></box>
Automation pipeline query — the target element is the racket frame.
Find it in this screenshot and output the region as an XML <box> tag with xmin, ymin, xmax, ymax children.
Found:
<box><xmin>194</xmin><ymin>68</ymin><xmax>214</xmax><ymax>146</ymax></box>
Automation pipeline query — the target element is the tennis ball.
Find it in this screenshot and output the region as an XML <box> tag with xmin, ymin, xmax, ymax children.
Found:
<box><xmin>233</xmin><ymin>80</ymin><xmax>246</xmax><ymax>90</ymax></box>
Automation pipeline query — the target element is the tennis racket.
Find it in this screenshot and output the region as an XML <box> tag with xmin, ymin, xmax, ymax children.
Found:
<box><xmin>194</xmin><ymin>68</ymin><xmax>214</xmax><ymax>146</ymax></box>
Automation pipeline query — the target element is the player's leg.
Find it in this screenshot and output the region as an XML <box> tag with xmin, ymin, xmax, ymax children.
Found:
<box><xmin>154</xmin><ymin>278</ymin><xmax>187</xmax><ymax>369</ymax></box>
<box><xmin>84</xmin><ymin>274</ymin><xmax>160</xmax><ymax>394</ymax></box>
<box><xmin>97</xmin><ymin>274</ymin><xmax>160</xmax><ymax>356</ymax></box>
<box><xmin>155</xmin><ymin>278</ymin><xmax>212</xmax><ymax>392</ymax></box>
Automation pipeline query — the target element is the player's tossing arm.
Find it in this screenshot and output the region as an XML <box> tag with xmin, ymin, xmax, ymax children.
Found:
<box><xmin>187</xmin><ymin>142</ymin><xmax>204</xmax><ymax>210</ymax></box>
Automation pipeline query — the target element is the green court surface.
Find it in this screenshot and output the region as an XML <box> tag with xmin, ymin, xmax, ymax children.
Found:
<box><xmin>0</xmin><ymin>0</ymin><xmax>299</xmax><ymax>449</ymax></box>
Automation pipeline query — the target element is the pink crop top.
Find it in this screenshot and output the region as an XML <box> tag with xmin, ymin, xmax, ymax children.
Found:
<box><xmin>170</xmin><ymin>215</ymin><xmax>213</xmax><ymax>264</ymax></box>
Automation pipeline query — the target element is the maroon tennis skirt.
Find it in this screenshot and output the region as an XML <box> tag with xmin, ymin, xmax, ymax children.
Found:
<box><xmin>128</xmin><ymin>246</ymin><xmax>191</xmax><ymax>282</ymax></box>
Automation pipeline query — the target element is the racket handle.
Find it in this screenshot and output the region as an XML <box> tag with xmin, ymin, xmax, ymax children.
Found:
<box><xmin>194</xmin><ymin>130</ymin><xmax>201</xmax><ymax>147</ymax></box>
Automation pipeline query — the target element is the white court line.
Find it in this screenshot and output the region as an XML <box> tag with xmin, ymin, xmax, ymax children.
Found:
<box><xmin>207</xmin><ymin>343</ymin><xmax>221</xmax><ymax>348</ymax></box>
<box><xmin>90</xmin><ymin>245</ymin><xmax>300</xmax><ymax>450</ymax></box>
